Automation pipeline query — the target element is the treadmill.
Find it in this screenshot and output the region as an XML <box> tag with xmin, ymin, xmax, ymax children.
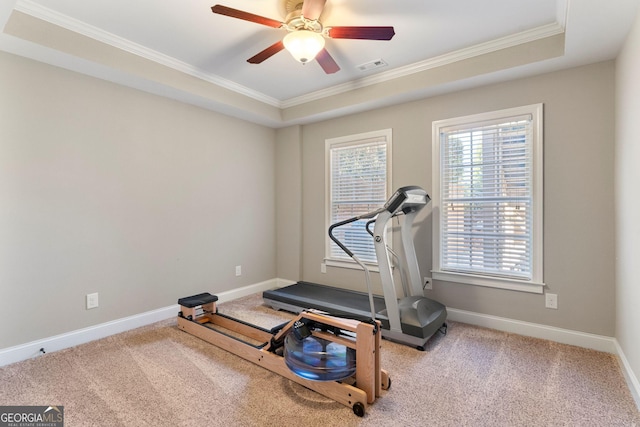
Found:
<box><xmin>264</xmin><ymin>186</ymin><xmax>447</xmax><ymax>350</ymax></box>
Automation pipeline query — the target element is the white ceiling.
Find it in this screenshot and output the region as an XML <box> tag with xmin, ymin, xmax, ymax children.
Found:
<box><xmin>1</xmin><ymin>0</ymin><xmax>639</xmax><ymax>127</ymax></box>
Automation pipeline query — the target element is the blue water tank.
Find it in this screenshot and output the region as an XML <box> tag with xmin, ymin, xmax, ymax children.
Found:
<box><xmin>284</xmin><ymin>330</ymin><xmax>356</xmax><ymax>381</ymax></box>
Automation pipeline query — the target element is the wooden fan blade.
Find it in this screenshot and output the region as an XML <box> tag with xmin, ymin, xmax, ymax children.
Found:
<box><xmin>327</xmin><ymin>26</ymin><xmax>395</xmax><ymax>41</ymax></box>
<box><xmin>315</xmin><ymin>48</ymin><xmax>340</xmax><ymax>74</ymax></box>
<box><xmin>301</xmin><ymin>0</ymin><xmax>326</xmax><ymax>21</ymax></box>
<box><xmin>211</xmin><ymin>5</ymin><xmax>283</xmax><ymax>28</ymax></box>
<box><xmin>247</xmin><ymin>40</ymin><xmax>285</xmax><ymax>64</ymax></box>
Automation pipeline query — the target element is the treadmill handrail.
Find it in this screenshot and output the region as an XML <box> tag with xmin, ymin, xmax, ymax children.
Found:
<box><xmin>328</xmin><ymin>207</ymin><xmax>386</xmax><ymax>257</ymax></box>
<box><xmin>328</xmin><ymin>217</ymin><xmax>358</xmax><ymax>258</ymax></box>
<box><xmin>365</xmin><ymin>211</ymin><xmax>402</xmax><ymax>237</ymax></box>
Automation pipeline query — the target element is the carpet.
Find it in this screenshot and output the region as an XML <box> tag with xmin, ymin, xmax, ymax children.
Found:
<box><xmin>0</xmin><ymin>293</ymin><xmax>638</xmax><ymax>426</ymax></box>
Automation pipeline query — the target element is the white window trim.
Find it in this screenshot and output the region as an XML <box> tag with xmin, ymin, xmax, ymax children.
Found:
<box><xmin>432</xmin><ymin>104</ymin><xmax>544</xmax><ymax>293</ymax></box>
<box><xmin>325</xmin><ymin>129</ymin><xmax>392</xmax><ymax>271</ymax></box>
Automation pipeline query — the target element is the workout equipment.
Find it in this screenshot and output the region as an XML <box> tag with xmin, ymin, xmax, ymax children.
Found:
<box><xmin>177</xmin><ymin>292</ymin><xmax>390</xmax><ymax>417</ymax></box>
<box><xmin>264</xmin><ymin>186</ymin><xmax>447</xmax><ymax>350</ymax></box>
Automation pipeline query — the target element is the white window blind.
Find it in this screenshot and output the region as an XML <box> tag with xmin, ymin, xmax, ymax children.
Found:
<box><xmin>433</xmin><ymin>105</ymin><xmax>543</xmax><ymax>292</ymax></box>
<box><xmin>326</xmin><ymin>131</ymin><xmax>391</xmax><ymax>265</ymax></box>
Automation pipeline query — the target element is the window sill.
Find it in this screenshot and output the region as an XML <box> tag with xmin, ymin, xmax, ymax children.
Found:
<box><xmin>432</xmin><ymin>270</ymin><xmax>544</xmax><ymax>294</ymax></box>
<box><xmin>325</xmin><ymin>258</ymin><xmax>381</xmax><ymax>273</ymax></box>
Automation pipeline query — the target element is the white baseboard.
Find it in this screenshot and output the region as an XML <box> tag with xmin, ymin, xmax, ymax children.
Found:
<box><xmin>215</xmin><ymin>278</ymin><xmax>281</xmax><ymax>302</ymax></box>
<box><xmin>0</xmin><ymin>278</ymin><xmax>282</xmax><ymax>368</ymax></box>
<box><xmin>614</xmin><ymin>339</ymin><xmax>640</xmax><ymax>411</ymax></box>
<box><xmin>446</xmin><ymin>308</ymin><xmax>617</xmax><ymax>353</ymax></box>
<box><xmin>0</xmin><ymin>304</ymin><xmax>178</xmax><ymax>367</ymax></box>
<box><xmin>275</xmin><ymin>278</ymin><xmax>297</xmax><ymax>288</ymax></box>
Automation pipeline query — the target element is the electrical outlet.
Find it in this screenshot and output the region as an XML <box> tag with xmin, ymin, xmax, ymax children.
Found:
<box><xmin>235</xmin><ymin>265</ymin><xmax>242</xmax><ymax>276</ymax></box>
<box><xmin>545</xmin><ymin>293</ymin><xmax>558</xmax><ymax>309</ymax></box>
<box><xmin>86</xmin><ymin>293</ymin><xmax>99</xmax><ymax>310</ymax></box>
<box><xmin>321</xmin><ymin>263</ymin><xmax>326</xmax><ymax>273</ymax></box>
<box><xmin>423</xmin><ymin>277</ymin><xmax>433</xmax><ymax>290</ymax></box>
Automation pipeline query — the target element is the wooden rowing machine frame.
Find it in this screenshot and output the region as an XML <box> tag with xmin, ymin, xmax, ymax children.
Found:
<box><xmin>176</xmin><ymin>292</ymin><xmax>390</xmax><ymax>417</ymax></box>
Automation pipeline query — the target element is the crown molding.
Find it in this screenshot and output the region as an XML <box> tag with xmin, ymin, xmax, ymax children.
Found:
<box><xmin>13</xmin><ymin>0</ymin><xmax>281</xmax><ymax>107</ymax></box>
<box><xmin>281</xmin><ymin>22</ymin><xmax>564</xmax><ymax>108</ymax></box>
<box><xmin>13</xmin><ymin>0</ymin><xmax>565</xmax><ymax>112</ymax></box>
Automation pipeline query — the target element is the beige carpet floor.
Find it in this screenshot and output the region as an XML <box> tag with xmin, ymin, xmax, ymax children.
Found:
<box><xmin>1</xmin><ymin>293</ymin><xmax>638</xmax><ymax>426</ymax></box>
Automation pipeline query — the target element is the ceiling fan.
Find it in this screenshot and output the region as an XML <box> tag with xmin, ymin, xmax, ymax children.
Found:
<box><xmin>211</xmin><ymin>0</ymin><xmax>395</xmax><ymax>74</ymax></box>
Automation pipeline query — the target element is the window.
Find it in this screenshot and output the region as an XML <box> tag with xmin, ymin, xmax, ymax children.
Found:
<box><xmin>325</xmin><ymin>129</ymin><xmax>392</xmax><ymax>268</ymax></box>
<box><xmin>432</xmin><ymin>105</ymin><xmax>544</xmax><ymax>293</ymax></box>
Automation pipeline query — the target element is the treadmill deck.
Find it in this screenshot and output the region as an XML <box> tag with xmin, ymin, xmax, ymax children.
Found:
<box><xmin>263</xmin><ymin>281</ymin><xmax>391</xmax><ymax>329</ymax></box>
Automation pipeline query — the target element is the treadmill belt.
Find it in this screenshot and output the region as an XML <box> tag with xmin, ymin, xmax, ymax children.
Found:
<box><xmin>263</xmin><ymin>281</ymin><xmax>389</xmax><ymax>324</ymax></box>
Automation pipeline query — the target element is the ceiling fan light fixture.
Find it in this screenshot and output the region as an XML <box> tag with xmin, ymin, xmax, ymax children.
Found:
<box><xmin>283</xmin><ymin>30</ymin><xmax>325</xmax><ymax>64</ymax></box>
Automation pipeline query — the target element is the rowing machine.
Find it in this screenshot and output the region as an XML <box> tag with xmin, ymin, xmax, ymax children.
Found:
<box><xmin>176</xmin><ymin>292</ymin><xmax>390</xmax><ymax>417</ymax></box>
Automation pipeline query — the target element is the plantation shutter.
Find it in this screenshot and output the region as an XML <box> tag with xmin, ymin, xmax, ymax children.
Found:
<box><xmin>329</xmin><ymin>139</ymin><xmax>388</xmax><ymax>263</ymax></box>
<box><xmin>439</xmin><ymin>114</ymin><xmax>533</xmax><ymax>280</ymax></box>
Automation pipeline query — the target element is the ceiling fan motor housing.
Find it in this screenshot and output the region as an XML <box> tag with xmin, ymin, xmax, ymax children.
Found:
<box><xmin>285</xmin><ymin>9</ymin><xmax>323</xmax><ymax>33</ymax></box>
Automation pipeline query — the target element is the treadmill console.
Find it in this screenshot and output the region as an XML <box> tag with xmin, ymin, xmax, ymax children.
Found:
<box><xmin>384</xmin><ymin>186</ymin><xmax>431</xmax><ymax>215</ymax></box>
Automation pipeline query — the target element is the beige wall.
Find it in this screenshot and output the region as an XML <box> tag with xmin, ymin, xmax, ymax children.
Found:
<box><xmin>616</xmin><ymin>9</ymin><xmax>640</xmax><ymax>402</ymax></box>
<box><xmin>0</xmin><ymin>52</ymin><xmax>277</xmax><ymax>348</ymax></box>
<box><xmin>275</xmin><ymin>125</ymin><xmax>302</xmax><ymax>282</ymax></box>
<box><xmin>0</xmin><ymin>45</ymin><xmax>623</xmax><ymax>354</ymax></box>
<box><xmin>278</xmin><ymin>61</ymin><xmax>616</xmax><ymax>336</ymax></box>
